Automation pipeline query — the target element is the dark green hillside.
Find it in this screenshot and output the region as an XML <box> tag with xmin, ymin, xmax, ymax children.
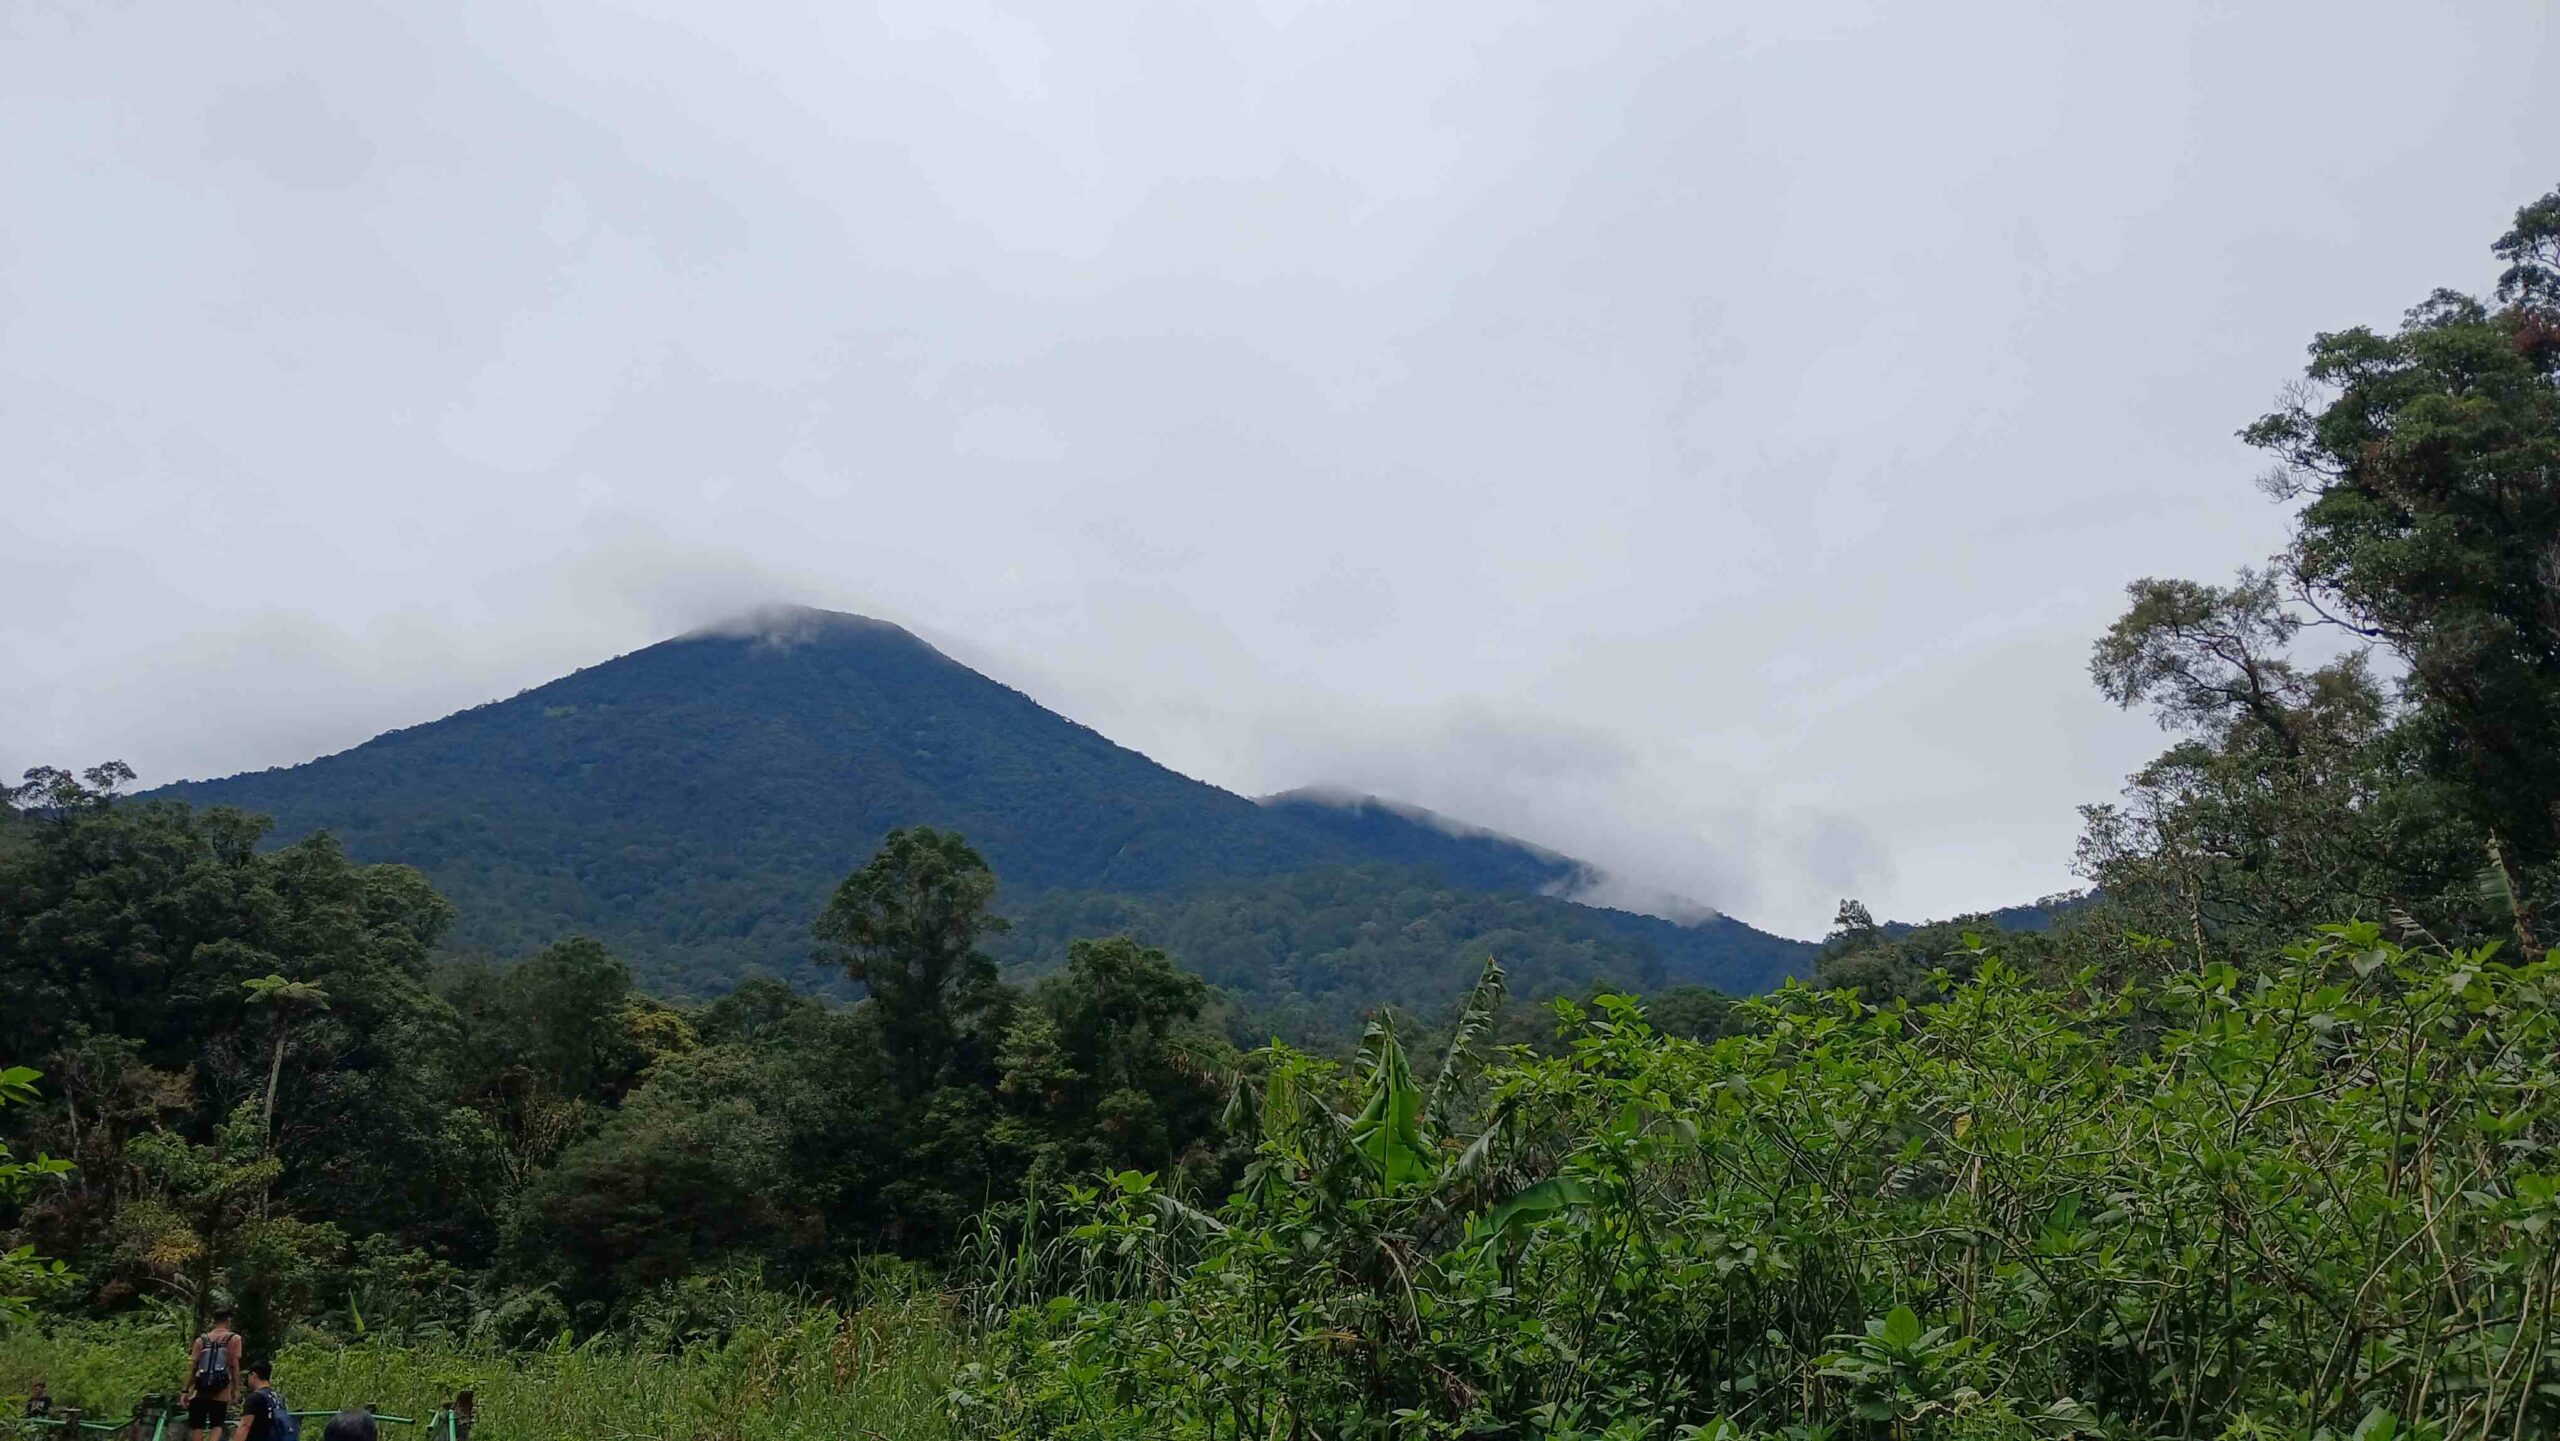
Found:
<box><xmin>1253</xmin><ymin>789</ymin><xmax>1592</xmax><ymax>897</ymax></box>
<box><xmin>1879</xmin><ymin>890</ymin><xmax>2091</xmax><ymax>938</ymax></box>
<box><xmin>997</xmin><ymin>865</ymin><xmax>1809</xmax><ymax>1047</ymax></box>
<box><xmin>160</xmin><ymin>610</ymin><xmax>1317</xmax><ymax>979</ymax></box>
<box><xmin>154</xmin><ymin>609</ymin><xmax>1810</xmax><ymax>999</ymax></box>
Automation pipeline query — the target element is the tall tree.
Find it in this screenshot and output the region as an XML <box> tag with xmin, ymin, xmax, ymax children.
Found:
<box><xmin>812</xmin><ymin>828</ymin><xmax>1012</xmax><ymax>1095</ymax></box>
<box><xmin>2086</xmin><ymin>185</ymin><xmax>2560</xmax><ymax>955</ymax></box>
<box><xmin>2244</xmin><ymin>187</ymin><xmax>2560</xmax><ymax>915</ymax></box>
<box><xmin>996</xmin><ymin>937</ymin><xmax>1225</xmax><ymax>1184</ymax></box>
<box><xmin>241</xmin><ymin>975</ymin><xmax>330</xmax><ymax>1149</ymax></box>
<box><xmin>2081</xmin><ymin>575</ymin><xmax>2430</xmax><ymax>960</ymax></box>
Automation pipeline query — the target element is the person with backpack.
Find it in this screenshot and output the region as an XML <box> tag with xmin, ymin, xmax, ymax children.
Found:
<box><xmin>319</xmin><ymin>1411</ymin><xmax>377</xmax><ymax>1441</ymax></box>
<box><xmin>180</xmin><ymin>1308</ymin><xmax>244</xmax><ymax>1440</ymax></box>
<box><xmin>236</xmin><ymin>1360</ymin><xmax>299</xmax><ymax>1441</ymax></box>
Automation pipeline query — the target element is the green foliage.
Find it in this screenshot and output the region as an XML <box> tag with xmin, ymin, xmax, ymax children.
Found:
<box><xmin>0</xmin><ymin>1293</ymin><xmax>958</xmax><ymax>1440</ymax></box>
<box><xmin>1345</xmin><ymin>1016</ymin><xmax>1431</xmax><ymax>1188</ymax></box>
<box><xmin>816</xmin><ymin>827</ymin><xmax>1014</xmax><ymax>1094</ymax></box>
<box><xmin>999</xmin><ymin>866</ymin><xmax>1809</xmax><ymax>1050</ymax></box>
<box><xmin>0</xmin><ymin>1067</ymin><xmax>75</xmax><ymax>1326</ymax></box>
<box><xmin>2251</xmin><ymin>233</ymin><xmax>2560</xmax><ymax>886</ymax></box>
<box><xmin>2081</xmin><ymin>573</ymin><xmax>2451</xmax><ymax>965</ymax></box>
<box><xmin>0</xmin><ymin>766</ymin><xmax>492</xmax><ymax>1330</ymax></box>
<box><xmin>438</xmin><ymin>838</ymin><xmax>1244</xmax><ymax>1317</ymax></box>
<box><xmin>953</xmin><ymin>927</ymin><xmax>2560</xmax><ymax>1439</ymax></box>
<box><xmin>1807</xmin><ymin>898</ymin><xmax>2079</xmax><ymax>1009</ymax></box>
<box><xmin>994</xmin><ymin>937</ymin><xmax>1229</xmax><ymax>1188</ymax></box>
<box><xmin>0</xmin><ymin>783</ymin><xmax>1262</xmax><ymax>1350</ymax></box>
<box><xmin>0</xmin><ymin>770</ymin><xmax>453</xmax><ymax>1076</ymax></box>
<box><xmin>1640</xmin><ymin>985</ymin><xmax>1746</xmax><ymax>1044</ymax></box>
<box><xmin>502</xmin><ymin>1049</ymin><xmax>801</xmax><ymax>1315</ymax></box>
<box><xmin>443</xmin><ymin>937</ymin><xmax>651</xmax><ymax>1106</ymax></box>
<box><xmin>2086</xmin><ymin>183</ymin><xmax>2560</xmax><ymax>964</ymax></box>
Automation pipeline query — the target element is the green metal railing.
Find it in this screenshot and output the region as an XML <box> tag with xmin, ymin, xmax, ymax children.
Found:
<box><xmin>13</xmin><ymin>1418</ymin><xmax>136</xmax><ymax>1436</ymax></box>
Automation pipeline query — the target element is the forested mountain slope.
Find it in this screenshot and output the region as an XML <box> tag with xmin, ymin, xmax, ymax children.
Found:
<box><xmin>156</xmin><ymin>608</ymin><xmax>1810</xmax><ymax>999</ymax></box>
<box><xmin>999</xmin><ymin>865</ymin><xmax>1810</xmax><ymax>1048</ymax></box>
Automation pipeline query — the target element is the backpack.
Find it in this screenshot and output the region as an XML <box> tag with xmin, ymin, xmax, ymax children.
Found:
<box><xmin>193</xmin><ymin>1333</ymin><xmax>234</xmax><ymax>1393</ymax></box>
<box><xmin>264</xmin><ymin>1388</ymin><xmax>301</xmax><ymax>1441</ymax></box>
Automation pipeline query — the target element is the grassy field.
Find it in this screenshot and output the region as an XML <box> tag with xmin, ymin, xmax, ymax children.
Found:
<box><xmin>0</xmin><ymin>1301</ymin><xmax>958</xmax><ymax>1441</ymax></box>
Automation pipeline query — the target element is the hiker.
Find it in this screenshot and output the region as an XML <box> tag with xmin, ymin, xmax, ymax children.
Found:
<box><xmin>236</xmin><ymin>1360</ymin><xmax>298</xmax><ymax>1441</ymax></box>
<box><xmin>319</xmin><ymin>1410</ymin><xmax>377</xmax><ymax>1441</ymax></box>
<box><xmin>181</xmin><ymin>1308</ymin><xmax>245</xmax><ymax>1440</ymax></box>
<box><xmin>20</xmin><ymin>1380</ymin><xmax>51</xmax><ymax>1419</ymax></box>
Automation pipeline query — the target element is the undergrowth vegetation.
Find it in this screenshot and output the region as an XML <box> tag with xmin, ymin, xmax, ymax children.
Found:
<box><xmin>0</xmin><ymin>1290</ymin><xmax>957</xmax><ymax>1440</ymax></box>
<box><xmin>949</xmin><ymin>930</ymin><xmax>2560</xmax><ymax>1439</ymax></box>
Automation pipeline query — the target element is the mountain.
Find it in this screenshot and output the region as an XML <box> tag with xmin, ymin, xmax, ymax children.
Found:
<box><xmin>1255</xmin><ymin>787</ymin><xmax>1599</xmax><ymax>897</ymax></box>
<box><xmin>156</xmin><ymin>607</ymin><xmax>1813</xmax><ymax>1017</ymax></box>
<box><xmin>1880</xmin><ymin>892</ymin><xmax>2092</xmax><ymax>938</ymax></box>
<box><xmin>998</xmin><ymin>866</ymin><xmax>1813</xmax><ymax>1048</ymax></box>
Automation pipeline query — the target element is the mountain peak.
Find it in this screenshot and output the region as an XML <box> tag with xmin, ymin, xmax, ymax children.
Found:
<box><xmin>152</xmin><ymin>618</ymin><xmax>1805</xmax><ymax>997</ymax></box>
<box><xmin>677</xmin><ymin>605</ymin><xmax>915</xmax><ymax>652</ymax></box>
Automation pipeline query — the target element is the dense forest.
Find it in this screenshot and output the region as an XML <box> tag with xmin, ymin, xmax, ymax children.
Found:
<box><xmin>996</xmin><ymin>864</ymin><xmax>1809</xmax><ymax>1049</ymax></box>
<box><xmin>5</xmin><ymin>185</ymin><xmax>2559</xmax><ymax>1439</ymax></box>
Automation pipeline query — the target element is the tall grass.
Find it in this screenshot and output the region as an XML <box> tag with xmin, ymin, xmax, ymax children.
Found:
<box><xmin>1</xmin><ymin>1298</ymin><xmax>959</xmax><ymax>1441</ymax></box>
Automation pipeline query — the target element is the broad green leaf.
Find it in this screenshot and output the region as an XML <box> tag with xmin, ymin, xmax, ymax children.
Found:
<box><xmin>1482</xmin><ymin>1176</ymin><xmax>1596</xmax><ymax>1245</ymax></box>
<box><xmin>1347</xmin><ymin>1016</ymin><xmax>1431</xmax><ymax>1188</ymax></box>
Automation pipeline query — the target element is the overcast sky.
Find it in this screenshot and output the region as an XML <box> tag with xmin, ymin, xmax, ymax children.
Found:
<box><xmin>5</xmin><ymin>1</ymin><xmax>2553</xmax><ymax>938</ymax></box>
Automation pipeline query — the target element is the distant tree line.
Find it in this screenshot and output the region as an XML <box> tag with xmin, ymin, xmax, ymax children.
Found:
<box><xmin>0</xmin><ymin>776</ymin><xmax>1245</xmax><ymax>1337</ymax></box>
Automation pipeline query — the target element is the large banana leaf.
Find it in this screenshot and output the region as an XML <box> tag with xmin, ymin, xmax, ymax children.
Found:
<box><xmin>1348</xmin><ymin>1016</ymin><xmax>1432</xmax><ymax>1188</ymax></box>
<box><xmin>1425</xmin><ymin>956</ymin><xmax>1507</xmax><ymax>1133</ymax></box>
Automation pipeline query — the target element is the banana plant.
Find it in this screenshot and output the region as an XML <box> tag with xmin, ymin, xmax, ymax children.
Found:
<box><xmin>1226</xmin><ymin>958</ymin><xmax>1594</xmax><ymax>1267</ymax></box>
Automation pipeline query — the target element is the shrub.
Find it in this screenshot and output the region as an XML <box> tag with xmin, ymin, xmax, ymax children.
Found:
<box><xmin>953</xmin><ymin>931</ymin><xmax>2560</xmax><ymax>1439</ymax></box>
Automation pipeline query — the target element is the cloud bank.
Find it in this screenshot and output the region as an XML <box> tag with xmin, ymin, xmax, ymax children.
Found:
<box><xmin>4</xmin><ymin>0</ymin><xmax>2553</xmax><ymax>935</ymax></box>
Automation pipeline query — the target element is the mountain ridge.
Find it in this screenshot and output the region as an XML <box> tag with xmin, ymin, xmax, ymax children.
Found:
<box><xmin>151</xmin><ymin>607</ymin><xmax>1815</xmax><ymax>1015</ymax></box>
